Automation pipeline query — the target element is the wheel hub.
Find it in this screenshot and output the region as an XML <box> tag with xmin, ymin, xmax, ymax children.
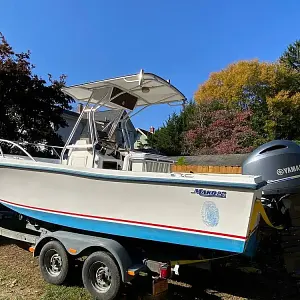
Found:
<box><xmin>92</xmin><ymin>263</ymin><xmax>112</xmax><ymax>293</ymax></box>
<box><xmin>46</xmin><ymin>252</ymin><xmax>62</xmax><ymax>276</ymax></box>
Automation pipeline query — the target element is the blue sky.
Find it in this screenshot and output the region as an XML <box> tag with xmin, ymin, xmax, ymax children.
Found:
<box><xmin>1</xmin><ymin>0</ymin><xmax>299</xmax><ymax>131</ymax></box>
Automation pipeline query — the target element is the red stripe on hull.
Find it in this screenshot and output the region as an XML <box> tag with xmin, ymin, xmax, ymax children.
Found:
<box><xmin>0</xmin><ymin>199</ymin><xmax>246</xmax><ymax>240</ymax></box>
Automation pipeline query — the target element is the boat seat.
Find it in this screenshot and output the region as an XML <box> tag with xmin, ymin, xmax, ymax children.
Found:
<box><xmin>67</xmin><ymin>139</ymin><xmax>95</xmax><ymax>168</ymax></box>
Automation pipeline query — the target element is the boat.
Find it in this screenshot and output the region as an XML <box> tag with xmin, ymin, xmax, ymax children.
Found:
<box><xmin>0</xmin><ymin>70</ymin><xmax>285</xmax><ymax>255</ymax></box>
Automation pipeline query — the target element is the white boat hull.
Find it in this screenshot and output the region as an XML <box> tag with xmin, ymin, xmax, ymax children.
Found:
<box><xmin>0</xmin><ymin>159</ymin><xmax>264</xmax><ymax>253</ymax></box>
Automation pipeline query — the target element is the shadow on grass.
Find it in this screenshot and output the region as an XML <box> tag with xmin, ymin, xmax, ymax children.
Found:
<box><xmin>52</xmin><ymin>258</ymin><xmax>299</xmax><ymax>300</ymax></box>
<box><xmin>167</xmin><ymin>264</ymin><xmax>299</xmax><ymax>300</ymax></box>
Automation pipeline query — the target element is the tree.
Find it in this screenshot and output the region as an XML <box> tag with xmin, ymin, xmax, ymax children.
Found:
<box><xmin>182</xmin><ymin>102</ymin><xmax>257</xmax><ymax>155</ymax></box>
<box><xmin>266</xmin><ymin>91</ymin><xmax>300</xmax><ymax>140</ymax></box>
<box><xmin>194</xmin><ymin>60</ymin><xmax>278</xmax><ymax>108</ymax></box>
<box><xmin>147</xmin><ymin>101</ymin><xmax>195</xmax><ymax>156</ymax></box>
<box><xmin>147</xmin><ymin>98</ymin><xmax>256</xmax><ymax>156</ymax></box>
<box><xmin>194</xmin><ymin>59</ymin><xmax>300</xmax><ymax>143</ymax></box>
<box><xmin>0</xmin><ymin>32</ymin><xmax>73</xmax><ymax>157</ymax></box>
<box><xmin>279</xmin><ymin>40</ymin><xmax>300</xmax><ymax>72</ymax></box>
<box><xmin>147</xmin><ymin>112</ymin><xmax>185</xmax><ymax>156</ymax></box>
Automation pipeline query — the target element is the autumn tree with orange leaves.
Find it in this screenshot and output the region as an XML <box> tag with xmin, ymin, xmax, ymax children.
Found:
<box><xmin>194</xmin><ymin>59</ymin><xmax>300</xmax><ymax>144</ymax></box>
<box><xmin>149</xmin><ymin>40</ymin><xmax>300</xmax><ymax>156</ymax></box>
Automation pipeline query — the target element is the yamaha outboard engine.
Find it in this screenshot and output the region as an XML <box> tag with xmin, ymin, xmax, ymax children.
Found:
<box><xmin>242</xmin><ymin>140</ymin><xmax>300</xmax><ymax>227</ymax></box>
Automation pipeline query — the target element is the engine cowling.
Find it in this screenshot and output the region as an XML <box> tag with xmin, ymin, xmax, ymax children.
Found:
<box><xmin>242</xmin><ymin>140</ymin><xmax>300</xmax><ymax>195</ymax></box>
<box><xmin>242</xmin><ymin>140</ymin><xmax>300</xmax><ymax>227</ymax></box>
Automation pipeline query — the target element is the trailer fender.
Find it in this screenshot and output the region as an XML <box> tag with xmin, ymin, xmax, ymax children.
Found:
<box><xmin>34</xmin><ymin>231</ymin><xmax>132</xmax><ymax>282</ymax></box>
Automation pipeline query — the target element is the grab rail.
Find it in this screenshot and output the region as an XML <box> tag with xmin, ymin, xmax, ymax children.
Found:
<box><xmin>0</xmin><ymin>139</ymin><xmax>36</xmax><ymax>162</ymax></box>
<box><xmin>15</xmin><ymin>141</ymin><xmax>63</xmax><ymax>159</ymax></box>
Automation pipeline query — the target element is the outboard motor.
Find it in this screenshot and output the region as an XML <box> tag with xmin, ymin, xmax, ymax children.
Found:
<box><xmin>242</xmin><ymin>140</ymin><xmax>300</xmax><ymax>227</ymax></box>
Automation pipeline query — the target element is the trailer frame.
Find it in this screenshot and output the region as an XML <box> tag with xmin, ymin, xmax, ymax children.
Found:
<box><xmin>0</xmin><ymin>210</ymin><xmax>175</xmax><ymax>299</ymax></box>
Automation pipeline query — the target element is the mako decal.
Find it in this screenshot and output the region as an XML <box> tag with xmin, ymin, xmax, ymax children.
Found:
<box><xmin>277</xmin><ymin>165</ymin><xmax>300</xmax><ymax>176</ymax></box>
<box><xmin>192</xmin><ymin>188</ymin><xmax>227</xmax><ymax>199</ymax></box>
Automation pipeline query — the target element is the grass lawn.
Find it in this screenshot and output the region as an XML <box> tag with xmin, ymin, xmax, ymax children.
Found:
<box><xmin>0</xmin><ymin>241</ymin><xmax>92</xmax><ymax>300</ymax></box>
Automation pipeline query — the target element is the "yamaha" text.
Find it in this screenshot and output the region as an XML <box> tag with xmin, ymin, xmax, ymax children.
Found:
<box><xmin>277</xmin><ymin>165</ymin><xmax>300</xmax><ymax>176</ymax></box>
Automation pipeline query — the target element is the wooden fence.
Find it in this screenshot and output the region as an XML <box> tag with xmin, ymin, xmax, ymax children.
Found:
<box><xmin>171</xmin><ymin>165</ymin><xmax>242</xmax><ymax>174</ymax></box>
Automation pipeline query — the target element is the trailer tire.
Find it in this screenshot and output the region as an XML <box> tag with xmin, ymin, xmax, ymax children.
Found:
<box><xmin>82</xmin><ymin>251</ymin><xmax>121</xmax><ymax>300</ymax></box>
<box><xmin>39</xmin><ymin>240</ymin><xmax>69</xmax><ymax>285</ymax></box>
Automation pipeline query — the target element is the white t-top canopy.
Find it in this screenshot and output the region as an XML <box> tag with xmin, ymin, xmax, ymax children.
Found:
<box><xmin>61</xmin><ymin>70</ymin><xmax>186</xmax><ymax>110</ymax></box>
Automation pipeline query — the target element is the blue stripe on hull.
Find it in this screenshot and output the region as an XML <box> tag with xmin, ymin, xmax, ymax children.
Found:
<box><xmin>243</xmin><ymin>229</ymin><xmax>259</xmax><ymax>258</ymax></box>
<box><xmin>3</xmin><ymin>203</ymin><xmax>245</xmax><ymax>253</ymax></box>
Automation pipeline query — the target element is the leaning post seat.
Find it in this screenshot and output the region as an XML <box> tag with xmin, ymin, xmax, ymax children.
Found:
<box><xmin>66</xmin><ymin>139</ymin><xmax>95</xmax><ymax>168</ymax></box>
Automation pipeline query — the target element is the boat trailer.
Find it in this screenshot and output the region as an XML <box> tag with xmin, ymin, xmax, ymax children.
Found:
<box><xmin>0</xmin><ymin>210</ymin><xmax>221</xmax><ymax>299</ymax></box>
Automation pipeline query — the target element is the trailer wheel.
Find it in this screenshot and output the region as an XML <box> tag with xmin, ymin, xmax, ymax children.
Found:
<box><xmin>82</xmin><ymin>251</ymin><xmax>121</xmax><ymax>300</ymax></box>
<box><xmin>39</xmin><ymin>240</ymin><xmax>69</xmax><ymax>285</ymax></box>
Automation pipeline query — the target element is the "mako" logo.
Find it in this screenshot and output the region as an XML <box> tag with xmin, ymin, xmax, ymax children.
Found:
<box><xmin>277</xmin><ymin>165</ymin><xmax>300</xmax><ymax>176</ymax></box>
<box><xmin>192</xmin><ymin>188</ymin><xmax>227</xmax><ymax>198</ymax></box>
